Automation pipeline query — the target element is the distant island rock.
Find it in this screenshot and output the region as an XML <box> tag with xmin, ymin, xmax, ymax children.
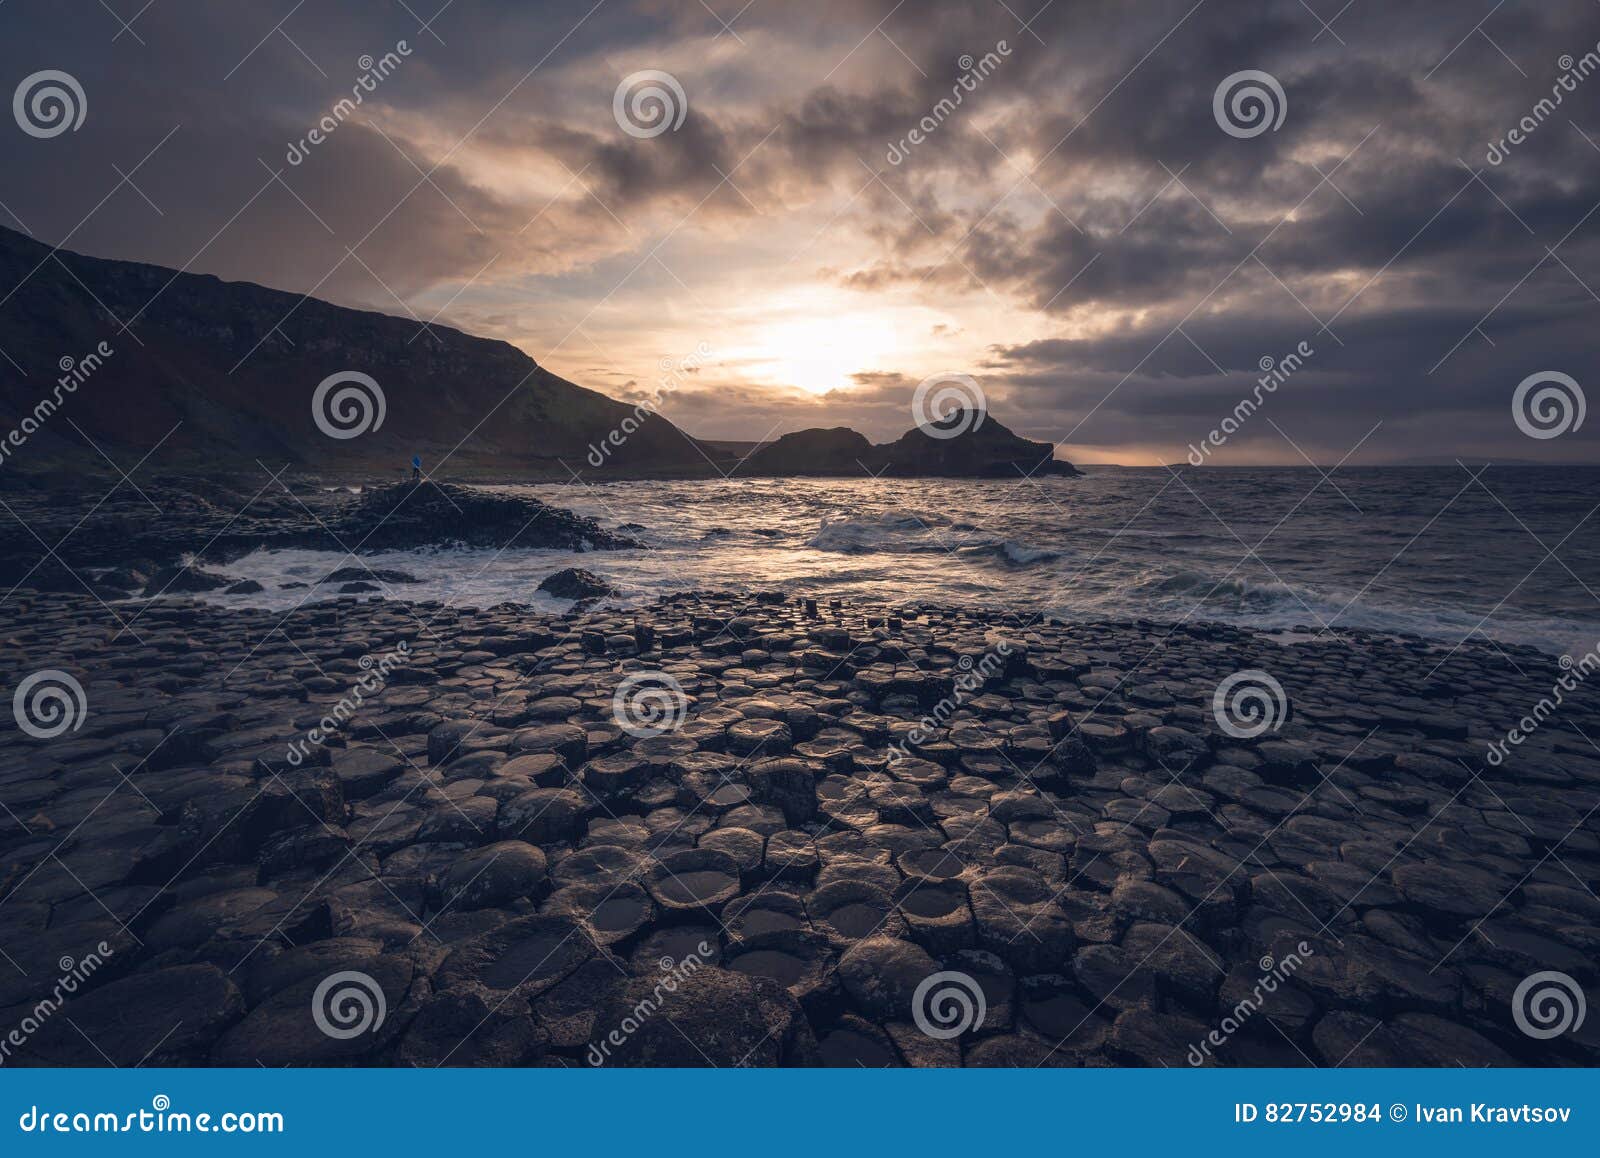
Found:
<box><xmin>743</xmin><ymin>412</ymin><xmax>1079</xmax><ymax>478</ymax></box>
<box><xmin>740</xmin><ymin>427</ymin><xmax>874</xmax><ymax>475</ymax></box>
<box><xmin>0</xmin><ymin>224</ymin><xmax>703</xmax><ymax>481</ymax></box>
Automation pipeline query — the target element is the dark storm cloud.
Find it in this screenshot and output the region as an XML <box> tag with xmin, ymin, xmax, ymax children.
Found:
<box><xmin>1</xmin><ymin>0</ymin><xmax>1598</xmax><ymax>461</ymax></box>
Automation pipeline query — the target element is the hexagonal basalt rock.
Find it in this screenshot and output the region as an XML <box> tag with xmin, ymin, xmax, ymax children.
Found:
<box><xmin>646</xmin><ymin>848</ymin><xmax>744</xmax><ymax>918</ymax></box>
<box><xmin>438</xmin><ymin>840</ymin><xmax>548</xmax><ymax>911</ymax></box>
<box><xmin>498</xmin><ymin>787</ymin><xmax>589</xmax><ymax>844</ymax></box>
<box><xmin>8</xmin><ymin>583</ymin><xmax>1587</xmax><ymax>1070</ymax></box>
<box><xmin>590</xmin><ymin>968</ymin><xmax>816</xmax><ymax>1067</ymax></box>
<box><xmin>810</xmin><ymin>880</ymin><xmax>905</xmax><ymax>943</ymax></box>
<box><xmin>394</xmin><ymin>983</ymin><xmax>549</xmax><ymax>1067</ymax></box>
<box><xmin>836</xmin><ymin>935</ymin><xmax>940</xmax><ymax>1022</ymax></box>
<box><xmin>744</xmin><ymin>757</ymin><xmax>818</xmax><ymax>823</ymax></box>
<box><xmin>1392</xmin><ymin>862</ymin><xmax>1507</xmax><ymax>924</ymax></box>
<box><xmin>969</xmin><ymin>869</ymin><xmax>1076</xmax><ymax>974</ymax></box>
<box><xmin>724</xmin><ymin>929</ymin><xmax>838</xmax><ymax>1014</ymax></box>
<box><xmin>895</xmin><ymin>879</ymin><xmax>976</xmax><ymax>955</ymax></box>
<box><xmin>511</xmin><ymin>723</ymin><xmax>588</xmax><ymax>766</ymax></box>
<box><xmin>1140</xmin><ymin>725</ymin><xmax>1210</xmax><ymax>773</ymax></box>
<box><xmin>724</xmin><ymin>891</ymin><xmax>810</xmax><ymax>941</ymax></box>
<box><xmin>726</xmin><ymin>717</ymin><xmax>793</xmax><ymax>756</ymax></box>
<box><xmin>435</xmin><ymin>914</ymin><xmax>594</xmax><ymax>999</ymax></box>
<box><xmin>550</xmin><ymin>844</ymin><xmax>648</xmax><ymax>889</ymax></box>
<box><xmin>543</xmin><ymin>880</ymin><xmax>655</xmax><ymax>945</ymax></box>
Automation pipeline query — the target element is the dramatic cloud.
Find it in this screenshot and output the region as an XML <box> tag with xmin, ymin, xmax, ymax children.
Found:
<box><xmin>2</xmin><ymin>0</ymin><xmax>1598</xmax><ymax>462</ymax></box>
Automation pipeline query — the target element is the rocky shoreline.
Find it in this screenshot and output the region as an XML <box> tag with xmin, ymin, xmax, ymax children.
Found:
<box><xmin>0</xmin><ymin>480</ymin><xmax>637</xmax><ymax>599</ymax></box>
<box><xmin>1</xmin><ymin>588</ymin><xmax>1597</xmax><ymax>1067</ymax></box>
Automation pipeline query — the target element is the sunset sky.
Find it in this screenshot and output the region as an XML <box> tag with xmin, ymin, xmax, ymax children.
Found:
<box><xmin>4</xmin><ymin>0</ymin><xmax>1599</xmax><ymax>464</ymax></box>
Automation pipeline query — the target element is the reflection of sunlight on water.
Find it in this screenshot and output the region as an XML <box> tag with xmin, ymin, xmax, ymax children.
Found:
<box><xmin>181</xmin><ymin>471</ymin><xmax>1600</xmax><ymax>656</ymax></box>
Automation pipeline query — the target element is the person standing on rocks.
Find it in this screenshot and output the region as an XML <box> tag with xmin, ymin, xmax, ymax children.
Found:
<box><xmin>411</xmin><ymin>454</ymin><xmax>422</xmax><ymax>482</ymax></box>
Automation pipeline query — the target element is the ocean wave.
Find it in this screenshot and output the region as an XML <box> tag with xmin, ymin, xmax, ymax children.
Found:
<box><xmin>1070</xmin><ymin>564</ymin><xmax>1598</xmax><ymax>656</ymax></box>
<box><xmin>951</xmin><ymin>540</ymin><xmax>1062</xmax><ymax>565</ymax></box>
<box><xmin>807</xmin><ymin>512</ymin><xmax>946</xmax><ymax>554</ymax></box>
<box><xmin>1143</xmin><ymin>570</ymin><xmax>1300</xmax><ymax>602</ymax></box>
<box><xmin>807</xmin><ymin>513</ymin><xmax>1061</xmax><ymax>567</ymax></box>
<box><xmin>1001</xmin><ymin>539</ymin><xmax>1061</xmax><ymax>565</ymax></box>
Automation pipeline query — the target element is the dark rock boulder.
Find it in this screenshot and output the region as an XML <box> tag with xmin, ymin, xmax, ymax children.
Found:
<box><xmin>537</xmin><ymin>568</ymin><xmax>616</xmax><ymax>600</ymax></box>
<box><xmin>435</xmin><ymin>914</ymin><xmax>594</xmax><ymax>999</ymax></box>
<box><xmin>745</xmin><ymin>757</ymin><xmax>818</xmax><ymax>823</ymax></box>
<box><xmin>437</xmin><ymin>840</ymin><xmax>548</xmax><ymax>910</ymax></box>
<box><xmin>142</xmin><ymin>565</ymin><xmax>237</xmax><ymax>596</ymax></box>
<box><xmin>317</xmin><ymin>566</ymin><xmax>420</xmax><ymax>584</ymax></box>
<box><xmin>323</xmin><ymin>483</ymin><xmax>639</xmax><ymax>553</ymax></box>
<box><xmin>836</xmin><ymin>935</ymin><xmax>940</xmax><ymax>1020</ymax></box>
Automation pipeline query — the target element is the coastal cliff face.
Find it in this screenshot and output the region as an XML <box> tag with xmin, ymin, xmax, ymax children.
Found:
<box><xmin>0</xmin><ymin>225</ymin><xmax>703</xmax><ymax>479</ymax></box>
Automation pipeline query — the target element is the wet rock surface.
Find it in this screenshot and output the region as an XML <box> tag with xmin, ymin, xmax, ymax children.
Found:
<box><xmin>1</xmin><ymin>589</ymin><xmax>1597</xmax><ymax>1067</ymax></box>
<box><xmin>0</xmin><ymin>480</ymin><xmax>638</xmax><ymax>597</ymax></box>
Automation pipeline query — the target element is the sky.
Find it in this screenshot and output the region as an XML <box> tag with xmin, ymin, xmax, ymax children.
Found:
<box><xmin>2</xmin><ymin>0</ymin><xmax>1599</xmax><ymax>465</ymax></box>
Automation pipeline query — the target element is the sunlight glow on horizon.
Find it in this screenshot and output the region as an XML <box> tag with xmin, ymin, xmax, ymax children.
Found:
<box><xmin>741</xmin><ymin>312</ymin><xmax>903</xmax><ymax>395</ymax></box>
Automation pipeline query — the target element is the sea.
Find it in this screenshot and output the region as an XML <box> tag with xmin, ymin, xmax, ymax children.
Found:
<box><xmin>202</xmin><ymin>467</ymin><xmax>1600</xmax><ymax>658</ymax></box>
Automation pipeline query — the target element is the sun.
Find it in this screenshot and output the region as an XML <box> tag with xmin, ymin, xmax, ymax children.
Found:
<box><xmin>759</xmin><ymin>315</ymin><xmax>899</xmax><ymax>395</ymax></box>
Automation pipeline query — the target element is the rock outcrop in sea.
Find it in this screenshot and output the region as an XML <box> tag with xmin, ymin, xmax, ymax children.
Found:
<box><xmin>743</xmin><ymin>413</ymin><xmax>1080</xmax><ymax>478</ymax></box>
<box><xmin>0</xmin><ymin>480</ymin><xmax>639</xmax><ymax>597</ymax></box>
